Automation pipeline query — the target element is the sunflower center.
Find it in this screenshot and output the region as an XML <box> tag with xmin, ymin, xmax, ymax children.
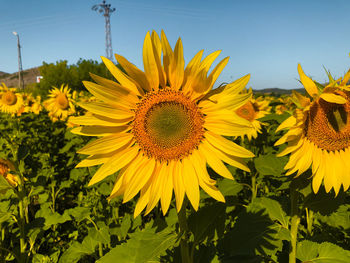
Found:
<box><xmin>2</xmin><ymin>91</ymin><xmax>17</xmax><ymax>106</ymax></box>
<box><xmin>133</xmin><ymin>89</ymin><xmax>204</xmax><ymax>161</ymax></box>
<box><xmin>235</xmin><ymin>101</ymin><xmax>257</xmax><ymax>122</ymax></box>
<box><xmin>56</xmin><ymin>93</ymin><xmax>69</xmax><ymax>110</ymax></box>
<box><xmin>0</xmin><ymin>163</ymin><xmax>9</xmax><ymax>176</ymax></box>
<box><xmin>305</xmin><ymin>91</ymin><xmax>350</xmax><ymax>151</ymax></box>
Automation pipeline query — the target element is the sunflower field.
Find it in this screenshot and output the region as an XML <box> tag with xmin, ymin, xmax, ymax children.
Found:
<box><xmin>0</xmin><ymin>31</ymin><xmax>349</xmax><ymax>263</ymax></box>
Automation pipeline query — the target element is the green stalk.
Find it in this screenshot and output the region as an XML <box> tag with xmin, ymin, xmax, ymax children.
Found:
<box><xmin>177</xmin><ymin>201</ymin><xmax>192</xmax><ymax>263</ymax></box>
<box><xmin>289</xmin><ymin>186</ymin><xmax>300</xmax><ymax>263</ymax></box>
<box><xmin>18</xmin><ymin>186</ymin><xmax>27</xmax><ymax>263</ymax></box>
<box><xmin>305</xmin><ymin>208</ymin><xmax>313</xmax><ymax>236</ymax></box>
<box><xmin>251</xmin><ymin>173</ymin><xmax>257</xmax><ymax>201</ymax></box>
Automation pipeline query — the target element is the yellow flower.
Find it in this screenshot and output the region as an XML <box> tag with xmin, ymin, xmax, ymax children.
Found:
<box><xmin>0</xmin><ymin>83</ymin><xmax>24</xmax><ymax>115</ymax></box>
<box><xmin>0</xmin><ymin>159</ymin><xmax>18</xmax><ymax>187</ymax></box>
<box><xmin>70</xmin><ymin>31</ymin><xmax>254</xmax><ymax>217</ymax></box>
<box><xmin>275</xmin><ymin>64</ymin><xmax>350</xmax><ymax>195</ymax></box>
<box><xmin>22</xmin><ymin>93</ymin><xmax>43</xmax><ymax>114</ymax></box>
<box><xmin>44</xmin><ymin>84</ymin><xmax>76</xmax><ymax>121</ymax></box>
<box><xmin>235</xmin><ymin>90</ymin><xmax>271</xmax><ymax>140</ymax></box>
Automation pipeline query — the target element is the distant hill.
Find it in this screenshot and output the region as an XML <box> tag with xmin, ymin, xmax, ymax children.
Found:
<box><xmin>0</xmin><ymin>67</ymin><xmax>40</xmax><ymax>88</ymax></box>
<box><xmin>253</xmin><ymin>87</ymin><xmax>305</xmax><ymax>95</ymax></box>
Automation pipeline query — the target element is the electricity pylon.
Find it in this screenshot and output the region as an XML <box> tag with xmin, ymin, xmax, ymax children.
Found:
<box><xmin>92</xmin><ymin>0</ymin><xmax>116</xmax><ymax>61</ymax></box>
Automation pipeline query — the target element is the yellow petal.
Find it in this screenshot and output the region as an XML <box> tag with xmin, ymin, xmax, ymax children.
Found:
<box><xmin>172</xmin><ymin>38</ymin><xmax>185</xmax><ymax>90</ymax></box>
<box><xmin>199</xmin><ymin>50</ymin><xmax>221</xmax><ymax>73</ymax></box>
<box><xmin>199</xmin><ymin>141</ymin><xmax>233</xmax><ymax>180</ymax></box>
<box><xmin>143</xmin><ymin>32</ymin><xmax>159</xmax><ymax>91</ymax></box>
<box><xmin>76</xmin><ymin>151</ymin><xmax>118</xmax><ymax>168</ymax></box>
<box><xmin>319</xmin><ymin>93</ymin><xmax>347</xmax><ymax>104</ymax></box>
<box><xmin>191</xmin><ymin>151</ymin><xmax>225</xmax><ymax>202</ymax></box>
<box><xmin>173</xmin><ymin>161</ymin><xmax>185</xmax><ymax>212</ymax></box>
<box><xmin>101</xmin><ymin>56</ymin><xmax>142</xmax><ymax>95</ymax></box>
<box><xmin>145</xmin><ymin>163</ymin><xmax>166</xmax><ymax>215</ymax></box>
<box><xmin>78</xmin><ymin>101</ymin><xmax>133</xmax><ymax>120</ymax></box>
<box><xmin>114</xmin><ymin>54</ymin><xmax>151</xmax><ymax>92</ymax></box>
<box><xmin>182</xmin><ymin>156</ymin><xmax>200</xmax><ymax>211</ymax></box>
<box><xmin>77</xmin><ymin>133</ymin><xmax>134</xmax><ymax>155</ymax></box>
<box><xmin>161</xmin><ymin>162</ymin><xmax>174</xmax><ymax>215</ymax></box>
<box><xmin>83</xmin><ymin>79</ymin><xmax>138</xmax><ymax>109</ymax></box>
<box><xmin>297</xmin><ymin>64</ymin><xmax>318</xmax><ymax>97</ymax></box>
<box><xmin>88</xmin><ymin>146</ymin><xmax>139</xmax><ymax>186</ymax></box>
<box><xmin>69</xmin><ymin>114</ymin><xmax>132</xmax><ymax>127</ymax></box>
<box><xmin>134</xmin><ymin>182</ymin><xmax>152</xmax><ymax>218</ymax></box>
<box><xmin>71</xmin><ymin>125</ymin><xmax>129</xmax><ymax>137</ymax></box>
<box><xmin>151</xmin><ymin>31</ymin><xmax>167</xmax><ymax>88</ymax></box>
<box><xmin>123</xmin><ymin>157</ymin><xmax>156</xmax><ymax>203</ymax></box>
<box><xmin>206</xmin><ymin>56</ymin><xmax>229</xmax><ymax>91</ymax></box>
<box><xmin>205</xmin><ymin>131</ymin><xmax>254</xmax><ymax>158</ymax></box>
<box><xmin>276</xmin><ymin>115</ymin><xmax>297</xmax><ymax>133</ymax></box>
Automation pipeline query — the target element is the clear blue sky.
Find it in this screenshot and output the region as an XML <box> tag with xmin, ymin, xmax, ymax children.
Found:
<box><xmin>1</xmin><ymin>0</ymin><xmax>349</xmax><ymax>90</ymax></box>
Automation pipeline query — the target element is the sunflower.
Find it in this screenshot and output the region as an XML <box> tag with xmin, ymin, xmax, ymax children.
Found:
<box><xmin>275</xmin><ymin>96</ymin><xmax>295</xmax><ymax>115</ymax></box>
<box><xmin>0</xmin><ymin>158</ymin><xmax>18</xmax><ymax>188</ymax></box>
<box><xmin>44</xmin><ymin>84</ymin><xmax>76</xmax><ymax>121</ymax></box>
<box><xmin>0</xmin><ymin>83</ymin><xmax>24</xmax><ymax>115</ymax></box>
<box><xmin>275</xmin><ymin>64</ymin><xmax>350</xmax><ymax>195</ymax></box>
<box><xmin>69</xmin><ymin>31</ymin><xmax>254</xmax><ymax>217</ymax></box>
<box><xmin>235</xmin><ymin>89</ymin><xmax>271</xmax><ymax>140</ymax></box>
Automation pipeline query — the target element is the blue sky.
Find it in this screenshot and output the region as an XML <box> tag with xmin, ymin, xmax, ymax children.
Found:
<box><xmin>0</xmin><ymin>0</ymin><xmax>349</xmax><ymax>89</ymax></box>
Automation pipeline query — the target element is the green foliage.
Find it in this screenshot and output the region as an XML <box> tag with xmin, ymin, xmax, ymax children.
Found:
<box><xmin>36</xmin><ymin>59</ymin><xmax>114</xmax><ymax>97</ymax></box>
<box><xmin>0</xmin><ymin>109</ymin><xmax>349</xmax><ymax>263</ymax></box>
<box><xmin>297</xmin><ymin>240</ymin><xmax>350</xmax><ymax>263</ymax></box>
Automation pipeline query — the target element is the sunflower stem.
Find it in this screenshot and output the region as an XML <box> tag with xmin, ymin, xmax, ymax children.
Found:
<box><xmin>177</xmin><ymin>201</ymin><xmax>192</xmax><ymax>263</ymax></box>
<box><xmin>305</xmin><ymin>208</ymin><xmax>313</xmax><ymax>236</ymax></box>
<box><xmin>289</xmin><ymin>185</ymin><xmax>300</xmax><ymax>263</ymax></box>
<box><xmin>251</xmin><ymin>173</ymin><xmax>257</xmax><ymax>201</ymax></box>
<box><xmin>18</xmin><ymin>185</ymin><xmax>27</xmax><ymax>263</ymax></box>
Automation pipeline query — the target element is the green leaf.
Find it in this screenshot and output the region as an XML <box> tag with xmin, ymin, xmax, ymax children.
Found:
<box><xmin>188</xmin><ymin>203</ymin><xmax>226</xmax><ymax>244</ymax></box>
<box><xmin>97</xmin><ymin>224</ymin><xmax>177</xmax><ymax>263</ymax></box>
<box><xmin>64</xmin><ymin>207</ymin><xmax>91</xmax><ymax>222</ymax></box>
<box><xmin>35</xmin><ymin>204</ymin><xmax>72</xmax><ymax>230</ymax></box>
<box><xmin>254</xmin><ymin>153</ymin><xmax>288</xmax><ymax>177</ymax></box>
<box><xmin>218</xmin><ymin>202</ymin><xmax>289</xmax><ymax>262</ymax></box>
<box><xmin>258</xmin><ymin>113</ymin><xmax>290</xmax><ymax>123</ymax></box>
<box><xmin>316</xmin><ymin>204</ymin><xmax>350</xmax><ymax>230</ymax></box>
<box><xmin>17</xmin><ymin>144</ymin><xmax>29</xmax><ymax>160</ymax></box>
<box><xmin>250</xmin><ymin>197</ymin><xmax>290</xmax><ymax>228</ymax></box>
<box><xmin>0</xmin><ymin>176</ymin><xmax>12</xmax><ymax>191</ymax></box>
<box><xmin>304</xmin><ymin>188</ymin><xmax>345</xmax><ymax>216</ymax></box>
<box><xmin>217</xmin><ymin>179</ymin><xmax>243</xmax><ymax>197</ymax></box>
<box><xmin>297</xmin><ymin>240</ymin><xmax>350</xmax><ymax>263</ymax></box>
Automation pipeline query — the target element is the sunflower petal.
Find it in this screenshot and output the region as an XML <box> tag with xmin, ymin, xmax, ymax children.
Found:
<box><xmin>297</xmin><ymin>64</ymin><xmax>318</xmax><ymax>97</ymax></box>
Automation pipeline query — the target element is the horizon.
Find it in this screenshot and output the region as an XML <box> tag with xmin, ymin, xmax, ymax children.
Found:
<box><xmin>1</xmin><ymin>0</ymin><xmax>350</xmax><ymax>90</ymax></box>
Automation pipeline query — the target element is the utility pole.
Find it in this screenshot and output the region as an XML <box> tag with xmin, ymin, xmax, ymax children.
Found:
<box><xmin>92</xmin><ymin>0</ymin><xmax>116</xmax><ymax>61</ymax></box>
<box><xmin>12</xmin><ymin>31</ymin><xmax>24</xmax><ymax>90</ymax></box>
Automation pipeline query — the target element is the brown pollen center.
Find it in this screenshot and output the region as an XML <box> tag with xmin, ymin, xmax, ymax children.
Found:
<box><xmin>56</xmin><ymin>93</ymin><xmax>69</xmax><ymax>110</ymax></box>
<box><xmin>235</xmin><ymin>101</ymin><xmax>257</xmax><ymax>122</ymax></box>
<box><xmin>133</xmin><ymin>89</ymin><xmax>205</xmax><ymax>161</ymax></box>
<box><xmin>305</xmin><ymin>91</ymin><xmax>350</xmax><ymax>151</ymax></box>
<box><xmin>2</xmin><ymin>91</ymin><xmax>17</xmax><ymax>106</ymax></box>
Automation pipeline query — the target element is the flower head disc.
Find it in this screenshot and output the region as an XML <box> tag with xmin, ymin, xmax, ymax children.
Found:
<box><xmin>2</xmin><ymin>91</ymin><xmax>17</xmax><ymax>105</ymax></box>
<box><xmin>276</xmin><ymin>64</ymin><xmax>350</xmax><ymax>195</ymax></box>
<box><xmin>134</xmin><ymin>89</ymin><xmax>204</xmax><ymax>161</ymax></box>
<box><xmin>236</xmin><ymin>101</ymin><xmax>257</xmax><ymax>122</ymax></box>
<box><xmin>56</xmin><ymin>93</ymin><xmax>70</xmax><ymax>110</ymax></box>
<box><xmin>235</xmin><ymin>92</ymin><xmax>270</xmax><ymax>140</ymax></box>
<box><xmin>0</xmin><ymin>83</ymin><xmax>24</xmax><ymax>115</ymax></box>
<box><xmin>70</xmin><ymin>31</ymin><xmax>254</xmax><ymax>217</ymax></box>
<box><xmin>44</xmin><ymin>84</ymin><xmax>76</xmax><ymax>121</ymax></box>
<box><xmin>305</xmin><ymin>91</ymin><xmax>350</xmax><ymax>151</ymax></box>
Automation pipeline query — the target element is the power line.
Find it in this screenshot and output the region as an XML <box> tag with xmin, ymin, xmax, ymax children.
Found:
<box><xmin>92</xmin><ymin>1</ymin><xmax>116</xmax><ymax>62</ymax></box>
